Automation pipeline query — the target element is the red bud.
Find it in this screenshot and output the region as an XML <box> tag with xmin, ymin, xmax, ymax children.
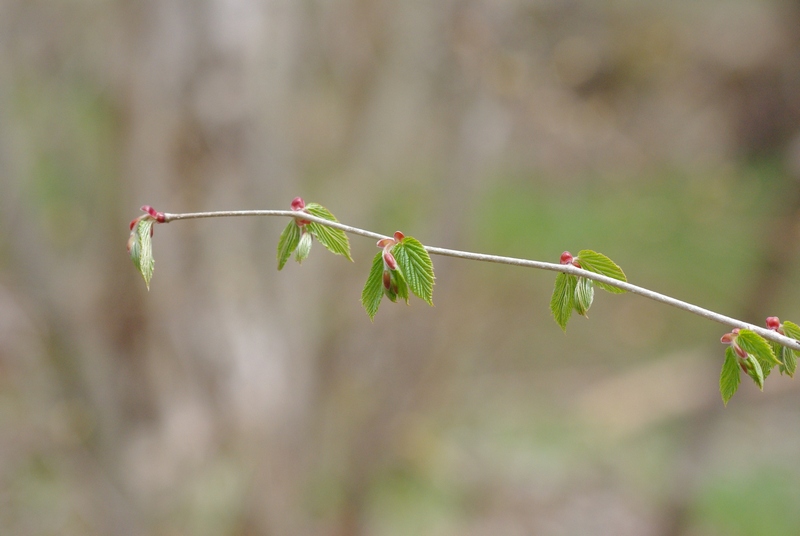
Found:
<box><xmin>394</xmin><ymin>231</ymin><xmax>405</xmax><ymax>242</ymax></box>
<box><xmin>766</xmin><ymin>316</ymin><xmax>781</xmax><ymax>331</ymax></box>
<box><xmin>291</xmin><ymin>197</ymin><xmax>305</xmax><ymax>210</ymax></box>
<box><xmin>560</xmin><ymin>251</ymin><xmax>573</xmax><ymax>265</ymax></box>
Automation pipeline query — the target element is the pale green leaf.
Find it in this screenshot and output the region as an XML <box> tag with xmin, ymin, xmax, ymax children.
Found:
<box><xmin>736</xmin><ymin>329</ymin><xmax>780</xmax><ymax>369</ymax></box>
<box><xmin>720</xmin><ymin>346</ymin><xmax>741</xmax><ymax>406</ymax></box>
<box><xmin>130</xmin><ymin>218</ymin><xmax>155</xmax><ymax>290</ymax></box>
<box><xmin>576</xmin><ymin>250</ymin><xmax>626</xmax><ymax>293</ymax></box>
<box><xmin>392</xmin><ymin>237</ymin><xmax>434</xmax><ymax>305</ymax></box>
<box><xmin>574</xmin><ymin>277</ymin><xmax>594</xmax><ymax>316</ymax></box>
<box><xmin>551</xmin><ymin>273</ymin><xmax>577</xmax><ymax>331</ymax></box>
<box><xmin>362</xmin><ymin>252</ymin><xmax>384</xmax><ymax>321</ymax></box>
<box><xmin>277</xmin><ymin>220</ymin><xmax>301</xmax><ymax>270</ymax></box>
<box><xmin>781</xmin><ymin>320</ymin><xmax>800</xmax><ymax>340</ymax></box>
<box><xmin>775</xmin><ymin>320</ymin><xmax>800</xmax><ymax>377</ymax></box>
<box><xmin>305</xmin><ymin>203</ymin><xmax>352</xmax><ymax>260</ymax></box>
<box><xmin>295</xmin><ymin>231</ymin><xmax>312</xmax><ymax>263</ymax></box>
<box><xmin>781</xmin><ymin>345</ymin><xmax>797</xmax><ymax>377</ymax></box>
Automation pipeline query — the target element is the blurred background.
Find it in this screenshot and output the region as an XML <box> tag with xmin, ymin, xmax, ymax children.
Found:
<box><xmin>3</xmin><ymin>0</ymin><xmax>800</xmax><ymax>534</ymax></box>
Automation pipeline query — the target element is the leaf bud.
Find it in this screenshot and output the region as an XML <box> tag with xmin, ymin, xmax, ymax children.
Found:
<box><xmin>766</xmin><ymin>316</ymin><xmax>782</xmax><ymax>331</ymax></box>
<box><xmin>291</xmin><ymin>197</ymin><xmax>305</xmax><ymax>210</ymax></box>
<box><xmin>560</xmin><ymin>251</ymin><xmax>573</xmax><ymax>265</ymax></box>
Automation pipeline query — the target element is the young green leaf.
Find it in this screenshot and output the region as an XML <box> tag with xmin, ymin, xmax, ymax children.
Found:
<box><xmin>720</xmin><ymin>346</ymin><xmax>741</xmax><ymax>406</ymax></box>
<box><xmin>305</xmin><ymin>203</ymin><xmax>352</xmax><ymax>260</ymax></box>
<box><xmin>736</xmin><ymin>329</ymin><xmax>780</xmax><ymax>376</ymax></box>
<box><xmin>276</xmin><ymin>220</ymin><xmax>301</xmax><ymax>270</ymax></box>
<box><xmin>574</xmin><ymin>277</ymin><xmax>594</xmax><ymax>316</ymax></box>
<box><xmin>576</xmin><ymin>250</ymin><xmax>626</xmax><ymax>294</ymax></box>
<box><xmin>392</xmin><ymin>237</ymin><xmax>434</xmax><ymax>305</ymax></box>
<box><xmin>780</xmin><ymin>345</ymin><xmax>797</xmax><ymax>377</ymax></box>
<box><xmin>551</xmin><ymin>273</ymin><xmax>577</xmax><ymax>331</ymax></box>
<box><xmin>295</xmin><ymin>231</ymin><xmax>313</xmax><ymax>263</ymax></box>
<box><xmin>781</xmin><ymin>320</ymin><xmax>800</xmax><ymax>340</ymax></box>
<box><xmin>130</xmin><ymin>218</ymin><xmax>155</xmax><ymax>290</ymax></box>
<box><xmin>362</xmin><ymin>252</ymin><xmax>384</xmax><ymax>321</ymax></box>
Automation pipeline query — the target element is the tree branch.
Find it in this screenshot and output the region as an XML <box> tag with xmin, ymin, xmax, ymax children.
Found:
<box><xmin>162</xmin><ymin>209</ymin><xmax>800</xmax><ymax>351</ymax></box>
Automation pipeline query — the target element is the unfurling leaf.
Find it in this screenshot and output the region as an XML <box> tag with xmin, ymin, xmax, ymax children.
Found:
<box><xmin>779</xmin><ymin>320</ymin><xmax>800</xmax><ymax>376</ymax></box>
<box><xmin>277</xmin><ymin>220</ymin><xmax>301</xmax><ymax>270</ymax></box>
<box><xmin>779</xmin><ymin>345</ymin><xmax>797</xmax><ymax>377</ymax></box>
<box><xmin>574</xmin><ymin>277</ymin><xmax>594</xmax><ymax>316</ymax></box>
<box><xmin>362</xmin><ymin>252</ymin><xmax>385</xmax><ymax>321</ymax></box>
<box><xmin>392</xmin><ymin>237</ymin><xmax>434</xmax><ymax>305</ymax></box>
<box><xmin>383</xmin><ymin>267</ymin><xmax>409</xmax><ymax>304</ymax></box>
<box><xmin>551</xmin><ymin>273</ymin><xmax>577</xmax><ymax>331</ymax></box>
<box><xmin>742</xmin><ymin>354</ymin><xmax>764</xmax><ymax>390</ymax></box>
<box><xmin>295</xmin><ymin>231</ymin><xmax>312</xmax><ymax>263</ymax></box>
<box><xmin>305</xmin><ymin>203</ymin><xmax>352</xmax><ymax>260</ymax></box>
<box><xmin>720</xmin><ymin>346</ymin><xmax>741</xmax><ymax>406</ymax></box>
<box><xmin>130</xmin><ymin>217</ymin><xmax>156</xmax><ymax>290</ymax></box>
<box><xmin>736</xmin><ymin>329</ymin><xmax>779</xmax><ymax>379</ymax></box>
<box><xmin>576</xmin><ymin>250</ymin><xmax>626</xmax><ymax>293</ymax></box>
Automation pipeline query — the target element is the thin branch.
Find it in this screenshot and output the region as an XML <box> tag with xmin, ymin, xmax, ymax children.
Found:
<box><xmin>162</xmin><ymin>209</ymin><xmax>800</xmax><ymax>352</ymax></box>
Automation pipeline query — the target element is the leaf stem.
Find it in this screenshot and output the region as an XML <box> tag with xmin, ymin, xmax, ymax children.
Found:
<box><xmin>161</xmin><ymin>209</ymin><xmax>800</xmax><ymax>351</ymax></box>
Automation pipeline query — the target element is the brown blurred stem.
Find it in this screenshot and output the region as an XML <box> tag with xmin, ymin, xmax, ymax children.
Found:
<box><xmin>160</xmin><ymin>209</ymin><xmax>800</xmax><ymax>351</ymax></box>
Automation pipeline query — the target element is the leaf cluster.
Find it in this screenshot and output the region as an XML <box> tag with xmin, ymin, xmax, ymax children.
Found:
<box><xmin>550</xmin><ymin>250</ymin><xmax>627</xmax><ymax>331</ymax></box>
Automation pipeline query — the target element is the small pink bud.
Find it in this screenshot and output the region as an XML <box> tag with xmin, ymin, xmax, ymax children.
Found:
<box><xmin>733</xmin><ymin>343</ymin><xmax>747</xmax><ymax>359</ymax></box>
<box><xmin>394</xmin><ymin>231</ymin><xmax>405</xmax><ymax>242</ymax></box>
<box><xmin>155</xmin><ymin>212</ymin><xmax>166</xmax><ymax>223</ymax></box>
<box><xmin>560</xmin><ymin>251</ymin><xmax>573</xmax><ymax>265</ymax></box>
<box><xmin>377</xmin><ymin>238</ymin><xmax>395</xmax><ymax>248</ymax></box>
<box><xmin>140</xmin><ymin>205</ymin><xmax>157</xmax><ymax>217</ymax></box>
<box><xmin>766</xmin><ymin>316</ymin><xmax>781</xmax><ymax>331</ymax></box>
<box><xmin>383</xmin><ymin>249</ymin><xmax>398</xmax><ymax>271</ymax></box>
<box><xmin>291</xmin><ymin>197</ymin><xmax>305</xmax><ymax>210</ymax></box>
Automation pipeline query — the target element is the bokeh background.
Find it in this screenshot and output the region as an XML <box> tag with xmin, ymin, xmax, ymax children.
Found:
<box><xmin>3</xmin><ymin>1</ymin><xmax>800</xmax><ymax>534</ymax></box>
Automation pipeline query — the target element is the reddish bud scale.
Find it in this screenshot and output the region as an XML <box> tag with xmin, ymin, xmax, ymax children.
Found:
<box><xmin>383</xmin><ymin>271</ymin><xmax>392</xmax><ymax>290</ymax></box>
<box><xmin>720</xmin><ymin>333</ymin><xmax>735</xmax><ymax>344</ymax></box>
<box><xmin>139</xmin><ymin>205</ymin><xmax>166</xmax><ymax>223</ymax></box>
<box><xmin>560</xmin><ymin>251</ymin><xmax>573</xmax><ymax>265</ymax></box>
<box><xmin>377</xmin><ymin>238</ymin><xmax>395</xmax><ymax>248</ymax></box>
<box><xmin>383</xmin><ymin>250</ymin><xmax>398</xmax><ymax>271</ymax></box>
<box><xmin>290</xmin><ymin>197</ymin><xmax>310</xmax><ymax>225</ymax></box>
<box><xmin>393</xmin><ymin>231</ymin><xmax>405</xmax><ymax>242</ymax></box>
